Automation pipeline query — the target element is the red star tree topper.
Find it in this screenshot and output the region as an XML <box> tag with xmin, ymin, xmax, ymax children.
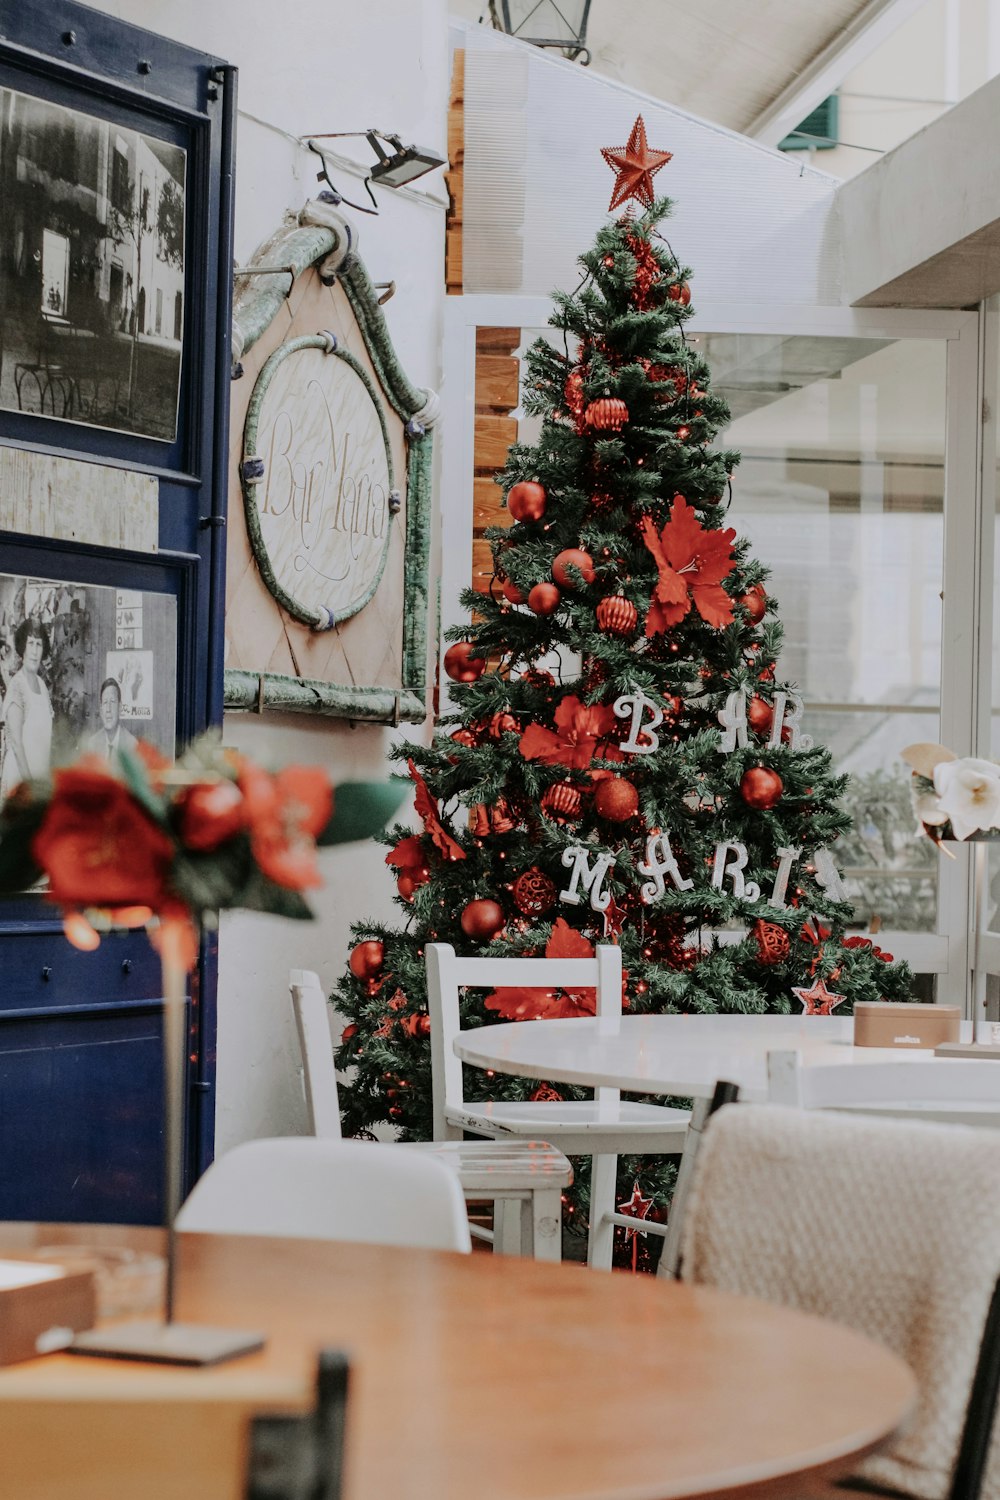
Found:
<box><xmin>601</xmin><ymin>116</ymin><xmax>673</xmax><ymax>212</ymax></box>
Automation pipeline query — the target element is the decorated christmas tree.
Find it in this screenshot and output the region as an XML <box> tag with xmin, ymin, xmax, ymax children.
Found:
<box><xmin>334</xmin><ymin>119</ymin><xmax>912</xmax><ymax>1256</ymax></box>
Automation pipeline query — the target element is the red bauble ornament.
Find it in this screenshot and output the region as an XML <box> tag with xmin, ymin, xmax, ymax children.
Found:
<box><xmin>752</xmin><ymin>919</ymin><xmax>790</xmax><ymax>966</ymax></box>
<box><xmin>541</xmin><ymin>782</ymin><xmax>583</xmax><ymax>821</ymax></box>
<box><xmin>668</xmin><ymin>282</ymin><xmax>691</xmax><ymax>306</ymax></box>
<box><xmin>528</xmin><ymin>582</ymin><xmax>561</xmax><ymax>615</ymax></box>
<box><xmin>340</xmin><ymin>1023</ymin><xmax>358</xmax><ymax>1043</ymax></box>
<box><xmin>740</xmin><ymin>583</ymin><xmax>768</xmax><ymax>625</ymax></box>
<box><xmin>664</xmin><ymin>694</ymin><xmax>684</xmax><ymax>717</ymax></box>
<box><xmin>596</xmin><ymin>595</ymin><xmax>639</xmax><ymax>637</ymax></box>
<box><xmin>501</xmin><ymin>577</ymin><xmax>526</xmax><ymax>605</ymax></box>
<box><xmin>401</xmin><ymin>1012</ymin><xmax>432</xmax><ymax>1040</ymax></box>
<box><xmin>507</xmin><ymin>481</ymin><xmax>547</xmax><ymax>523</ymax></box>
<box><xmin>584</xmin><ymin>397</ymin><xmax>629</xmax><ymax>432</ymax></box>
<box><xmin>594</xmin><ymin>776</ymin><xmax>639</xmax><ymax>822</ymax></box>
<box><xmin>531</xmin><ymin>1082</ymin><xmax>563</xmax><ymax>1103</ymax></box>
<box><xmin>397</xmin><ymin>867</ymin><xmax>429</xmax><ymax>901</ymax></box>
<box><xmin>349</xmin><ymin>939</ymin><xmax>385</xmax><ymax>981</ymax></box>
<box><xmin>523</xmin><ymin>667</ymin><xmax>555</xmax><ymax>687</ymax></box>
<box><xmin>450</xmin><ymin>726</ymin><xmax>479</xmax><ymax>750</ymax></box>
<box><xmin>513</xmin><ymin>867</ymin><xmax>558</xmax><ymax>916</ymax></box>
<box><xmin>444</xmin><ymin>642</ymin><xmax>486</xmax><ymax>683</ymax></box>
<box><xmin>740</xmin><ymin>767</ymin><xmax>784</xmax><ymax>810</ymax></box>
<box><xmin>488</xmin><ymin>711</ymin><xmax>519</xmax><ymax>738</ymax></box>
<box><xmin>747</xmin><ymin>696</ymin><xmax>773</xmax><ymax>735</ymax></box>
<box><xmin>460</xmin><ymin>898</ymin><xmax>506</xmax><ymax>942</ymax></box>
<box><xmin>552</xmin><ymin>548</ymin><xmax>596</xmax><ymax>589</ymax></box>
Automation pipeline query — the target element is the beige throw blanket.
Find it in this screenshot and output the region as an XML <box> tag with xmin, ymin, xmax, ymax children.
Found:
<box><xmin>680</xmin><ymin>1104</ymin><xmax>1000</xmax><ymax>1500</ymax></box>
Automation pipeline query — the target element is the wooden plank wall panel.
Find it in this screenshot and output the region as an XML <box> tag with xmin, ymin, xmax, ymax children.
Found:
<box><xmin>473</xmin><ymin>327</ymin><xmax>520</xmax><ymax>594</ymax></box>
<box><xmin>446</xmin><ymin>50</ymin><xmax>464</xmax><ymax>295</ymax></box>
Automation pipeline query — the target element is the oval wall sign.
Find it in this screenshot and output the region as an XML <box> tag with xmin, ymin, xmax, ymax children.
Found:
<box><xmin>240</xmin><ymin>332</ymin><xmax>398</xmax><ymax>628</ymax></box>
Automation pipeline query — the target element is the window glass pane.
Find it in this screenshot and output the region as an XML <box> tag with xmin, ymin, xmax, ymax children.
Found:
<box><xmin>705</xmin><ymin>334</ymin><xmax>946</xmax><ymax>932</ymax></box>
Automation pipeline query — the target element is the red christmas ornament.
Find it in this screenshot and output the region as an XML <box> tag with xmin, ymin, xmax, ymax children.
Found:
<box><xmin>564</xmin><ymin>369</ymin><xmax>586</xmax><ymax>431</ymax></box>
<box><xmin>501</xmin><ymin>577</ymin><xmax>526</xmax><ymax>606</ymax></box>
<box><xmin>489</xmin><ymin>711</ymin><xmax>520</xmax><ymax>738</ymax></box>
<box><xmin>596</xmin><ymin>595</ymin><xmax>639</xmax><ymax>637</ymax></box>
<box><xmin>594</xmin><ymin>776</ymin><xmax>639</xmax><ymax>822</ymax></box>
<box><xmin>552</xmin><ymin>548</ymin><xmax>596</xmax><ymax>589</ymax></box>
<box><xmin>513</xmin><ymin>867</ymin><xmax>558</xmax><ymax>916</ymax></box>
<box><xmin>584</xmin><ymin>397</ymin><xmax>629</xmax><ymax>432</ymax></box>
<box><xmin>396</xmin><ymin>871</ymin><xmax>424</xmax><ymax>902</ymax></box>
<box><xmin>349</xmin><ymin>939</ymin><xmax>385</xmax><ymax>981</ymax></box>
<box><xmin>340</xmin><ymin>1022</ymin><xmax>358</xmax><ymax>1043</ymax></box>
<box><xmin>664</xmin><ymin>694</ymin><xmax>684</xmax><ymax>717</ymax></box>
<box><xmin>401</xmin><ymin>1012</ymin><xmax>432</xmax><ymax>1039</ymax></box>
<box><xmin>600</xmin><ymin>116</ymin><xmax>673</xmax><ymax>212</ymax></box>
<box><xmin>746</xmin><ymin>696</ymin><xmax>773</xmax><ymax>736</ymax></box>
<box><xmin>460</xmin><ymin>898</ymin><xmax>505</xmax><ymax>942</ymax></box>
<box><xmin>740</xmin><ymin>767</ymin><xmax>784</xmax><ymax>810</ymax></box>
<box><xmin>530</xmin><ymin>1082</ymin><xmax>563</xmax><ymax>1103</ymax></box>
<box><xmin>522</xmin><ymin>667</ymin><xmax>555</xmax><ymax>688</ymax></box>
<box><xmin>752</xmin><ymin>919</ymin><xmax>790</xmax><ymax>966</ymax></box>
<box><xmin>792</xmin><ymin>975</ymin><xmax>847</xmax><ymax>1016</ymax></box>
<box><xmin>444</xmin><ymin>642</ymin><xmax>487</xmax><ymax>683</ymax></box>
<box><xmin>507</xmin><ymin>480</ymin><xmax>547</xmax><ymax>523</ymax></box>
<box><xmin>626</xmin><ymin>233</ymin><xmax>662</xmax><ymax>311</ymax></box>
<box><xmin>450</xmin><ymin>726</ymin><xmax>479</xmax><ymax>750</ymax></box>
<box><xmin>528</xmin><ymin>582</ymin><xmax>561</xmax><ymax>615</ymax></box>
<box><xmin>177</xmin><ymin>779</ymin><xmax>247</xmax><ymax>851</ymax></box>
<box><xmin>740</xmin><ymin>583</ymin><xmax>768</xmax><ymax>625</ymax></box>
<box><xmin>541</xmin><ymin>782</ymin><xmax>583</xmax><ymax>821</ymax></box>
<box><xmin>668</xmin><ymin>282</ymin><xmax>691</xmax><ymax>306</ymax></box>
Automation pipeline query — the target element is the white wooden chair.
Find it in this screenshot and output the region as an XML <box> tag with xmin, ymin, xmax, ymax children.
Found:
<box><xmin>425</xmin><ymin>943</ymin><xmax>690</xmax><ymax>1270</ymax></box>
<box><xmin>177</xmin><ymin>1136</ymin><xmax>472</xmax><ymax>1253</ymax></box>
<box><xmin>290</xmin><ymin>969</ymin><xmax>572</xmax><ymax>1261</ymax></box>
<box><xmin>767</xmin><ymin>1051</ymin><xmax>1000</xmax><ymax>1127</ymax></box>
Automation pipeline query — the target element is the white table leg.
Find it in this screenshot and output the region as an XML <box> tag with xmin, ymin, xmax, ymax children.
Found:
<box><xmin>587</xmin><ymin>1154</ymin><xmax>618</xmax><ymax>1271</ymax></box>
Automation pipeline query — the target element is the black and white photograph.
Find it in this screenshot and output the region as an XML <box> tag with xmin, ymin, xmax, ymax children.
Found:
<box><xmin>0</xmin><ymin>572</ymin><xmax>177</xmax><ymax>794</ymax></box>
<box><xmin>0</xmin><ymin>88</ymin><xmax>186</xmax><ymax>441</ymax></box>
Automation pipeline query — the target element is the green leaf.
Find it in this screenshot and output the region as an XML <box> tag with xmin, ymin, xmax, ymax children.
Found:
<box><xmin>318</xmin><ymin>781</ymin><xmax>408</xmax><ymax>846</ymax></box>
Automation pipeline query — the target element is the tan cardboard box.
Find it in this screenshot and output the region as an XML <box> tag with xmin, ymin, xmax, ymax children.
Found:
<box><xmin>853</xmin><ymin>1001</ymin><xmax>961</xmax><ymax>1049</ymax></box>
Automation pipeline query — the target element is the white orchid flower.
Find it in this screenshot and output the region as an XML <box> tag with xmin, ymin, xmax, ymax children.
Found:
<box><xmin>932</xmin><ymin>757</ymin><xmax>1000</xmax><ymax>840</ymax></box>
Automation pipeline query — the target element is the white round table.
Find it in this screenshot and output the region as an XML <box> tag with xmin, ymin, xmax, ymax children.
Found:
<box><xmin>454</xmin><ymin>1012</ymin><xmax>980</xmax><ymax>1103</ymax></box>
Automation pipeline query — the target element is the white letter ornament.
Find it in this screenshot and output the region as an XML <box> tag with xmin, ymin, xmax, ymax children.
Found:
<box><xmin>768</xmin><ymin>692</ymin><xmax>812</xmax><ymax>751</ymax></box>
<box><xmin>637</xmin><ymin>831</ymin><xmax>694</xmax><ymax>904</ymax></box>
<box><xmin>560</xmin><ymin>845</ymin><xmax>617</xmax><ymax>913</ymax></box>
<box><xmin>769</xmin><ymin>845</ymin><xmax>802</xmax><ymax>908</ymax></box>
<box><xmin>813</xmin><ymin>846</ymin><xmax>849</xmax><ymax>903</ymax></box>
<box><xmin>614</xmin><ymin>691</ymin><xmax>663</xmax><ymax>755</ymax></box>
<box><xmin>711</xmin><ymin>842</ymin><xmax>761</xmax><ymax>903</ymax></box>
<box><xmin>717</xmin><ymin>689</ymin><xmax>748</xmax><ymax>753</ymax></box>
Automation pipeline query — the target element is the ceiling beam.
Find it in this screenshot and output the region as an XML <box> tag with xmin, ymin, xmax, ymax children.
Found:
<box><xmin>746</xmin><ymin>0</ymin><xmax>929</xmax><ymax>148</ymax></box>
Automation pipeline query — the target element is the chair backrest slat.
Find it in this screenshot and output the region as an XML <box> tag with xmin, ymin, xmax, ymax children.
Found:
<box><xmin>290</xmin><ymin>969</ymin><xmax>343</xmax><ymax>1140</ymax></box>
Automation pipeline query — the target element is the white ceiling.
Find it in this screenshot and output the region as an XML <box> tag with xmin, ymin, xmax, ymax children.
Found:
<box><xmin>452</xmin><ymin>1</ymin><xmax>925</xmax><ymax>137</ymax></box>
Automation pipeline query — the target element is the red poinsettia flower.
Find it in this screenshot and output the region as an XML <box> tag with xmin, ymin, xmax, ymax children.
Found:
<box><xmin>842</xmin><ymin>934</ymin><xmax>894</xmax><ymax>963</ymax></box>
<box><xmin>33</xmin><ymin>762</ymin><xmax>175</xmax><ymax>910</ymax></box>
<box><xmin>238</xmin><ymin>761</ymin><xmax>332</xmax><ymax>890</ymax></box>
<box><xmin>485</xmin><ymin>919</ymin><xmax>604</xmax><ymax>1020</ymax></box>
<box><xmin>177</xmin><ymin>779</ymin><xmax>248</xmax><ymax>852</ymax></box>
<box><xmin>385</xmin><ymin>834</ymin><xmax>427</xmax><ymax>876</ymax></box>
<box><xmin>639</xmin><ymin>496</ymin><xmax>737</xmax><ymax>634</ymax></box>
<box><xmin>408</xmin><ymin>760</ymin><xmax>465</xmax><ymax>862</ymax></box>
<box><xmin>518</xmin><ymin>695</ymin><xmax>619</xmax><ymax>772</ymax></box>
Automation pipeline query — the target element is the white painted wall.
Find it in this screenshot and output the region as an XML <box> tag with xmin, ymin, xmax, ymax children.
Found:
<box><xmin>84</xmin><ymin>0</ymin><xmax>450</xmax><ymax>1150</ymax></box>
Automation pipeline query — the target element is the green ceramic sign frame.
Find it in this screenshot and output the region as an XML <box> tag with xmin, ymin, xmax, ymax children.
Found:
<box><xmin>223</xmin><ymin>215</ymin><xmax>435</xmax><ymax>723</ymax></box>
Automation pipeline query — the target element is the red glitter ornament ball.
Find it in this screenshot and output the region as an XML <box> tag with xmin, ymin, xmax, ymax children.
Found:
<box><xmin>507</xmin><ymin>481</ymin><xmax>547</xmax><ymax>523</ymax></box>
<box><xmin>747</xmin><ymin>696</ymin><xmax>773</xmax><ymax>735</ymax></box>
<box><xmin>594</xmin><ymin>777</ymin><xmax>639</xmax><ymax>822</ymax></box>
<box><xmin>584</xmin><ymin>397</ymin><xmax>629</xmax><ymax>432</ymax></box>
<box><xmin>596</xmin><ymin>595</ymin><xmax>639</xmax><ymax>637</ymax></box>
<box><xmin>349</xmin><ymin>940</ymin><xmax>385</xmax><ymax>981</ymax></box>
<box><xmin>528</xmin><ymin>582</ymin><xmax>561</xmax><ymax>615</ymax></box>
<box><xmin>564</xmin><ymin>369</ymin><xmax>586</xmax><ymax>430</ymax></box>
<box><xmin>753</xmin><ymin>919</ymin><xmax>790</xmax><ymax>966</ymax></box>
<box><xmin>460</xmin><ymin>898</ymin><xmax>506</xmax><ymax>942</ymax></box>
<box><xmin>740</xmin><ymin>583</ymin><xmax>768</xmax><ymax>625</ymax></box>
<box><xmin>541</xmin><ymin>782</ymin><xmax>583</xmax><ymax>821</ymax></box>
<box><xmin>489</xmin><ymin>711</ymin><xmax>519</xmax><ymax>738</ymax></box>
<box><xmin>740</xmin><ymin>767</ymin><xmax>784</xmax><ymax>810</ymax></box>
<box><xmin>444</xmin><ymin>641</ymin><xmax>487</xmax><ymax>683</ymax></box>
<box><xmin>552</xmin><ymin>548</ymin><xmax>596</xmax><ymax>589</ymax></box>
<box><xmin>523</xmin><ymin>667</ymin><xmax>555</xmax><ymax>687</ymax></box>
<box><xmin>512</xmin><ymin>867</ymin><xmax>558</xmax><ymax>916</ymax></box>
<box><xmin>397</xmin><ymin>867</ymin><xmax>429</xmax><ymax>901</ymax></box>
<box><xmin>668</xmin><ymin>282</ymin><xmax>691</xmax><ymax>306</ymax></box>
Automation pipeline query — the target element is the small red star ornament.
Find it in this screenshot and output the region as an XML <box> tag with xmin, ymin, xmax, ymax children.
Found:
<box><xmin>602</xmin><ymin>892</ymin><xmax>627</xmax><ymax>941</ymax></box>
<box><xmin>601</xmin><ymin>116</ymin><xmax>672</xmax><ymax>212</ymax></box>
<box><xmin>792</xmin><ymin>975</ymin><xmax>847</xmax><ymax>1016</ymax></box>
<box><xmin>618</xmin><ymin>1179</ymin><xmax>655</xmax><ymax>1241</ymax></box>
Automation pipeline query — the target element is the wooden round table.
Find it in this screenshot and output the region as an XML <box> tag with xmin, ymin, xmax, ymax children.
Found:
<box><xmin>0</xmin><ymin>1223</ymin><xmax>916</xmax><ymax>1500</ymax></box>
